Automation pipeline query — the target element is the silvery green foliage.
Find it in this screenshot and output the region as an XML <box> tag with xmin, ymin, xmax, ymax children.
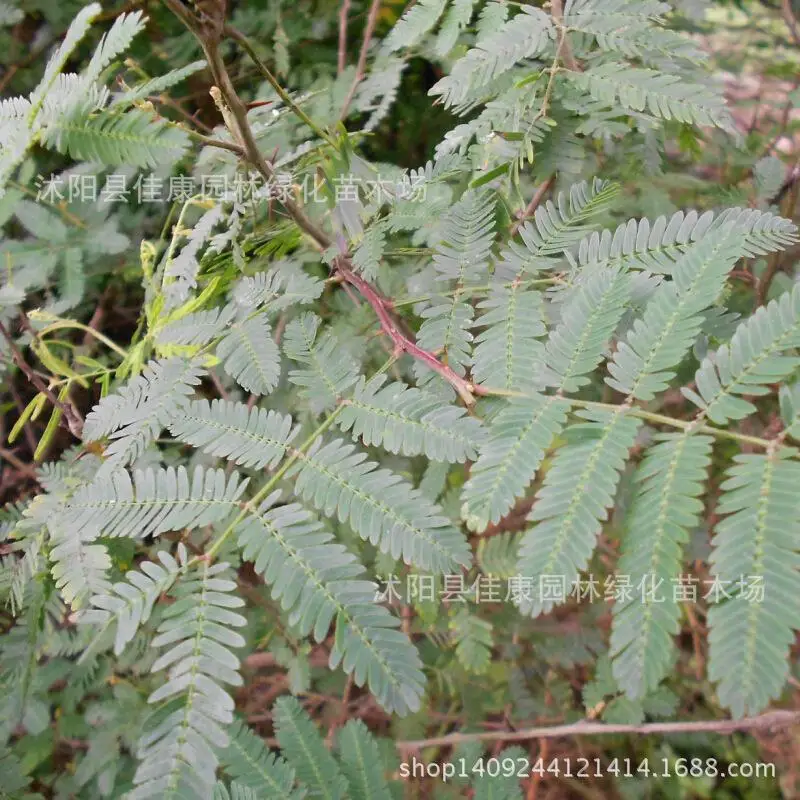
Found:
<box><xmin>130</xmin><ymin>561</ymin><xmax>246</xmax><ymax>798</ymax></box>
<box><xmin>2</xmin><ymin>2</ymin><xmax>800</xmax><ymax>797</ymax></box>
<box><xmin>0</xmin><ymin>5</ymin><xmax>191</xmax><ymax>195</ymax></box>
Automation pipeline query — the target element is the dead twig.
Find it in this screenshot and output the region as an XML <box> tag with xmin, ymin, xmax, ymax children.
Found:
<box><xmin>396</xmin><ymin>709</ymin><xmax>800</xmax><ymax>750</ymax></box>
<box><xmin>0</xmin><ymin>447</ymin><xmax>40</xmax><ymax>482</ymax></box>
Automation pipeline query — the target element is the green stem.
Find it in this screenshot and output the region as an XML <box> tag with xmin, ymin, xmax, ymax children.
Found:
<box><xmin>475</xmin><ymin>387</ymin><xmax>776</xmax><ymax>449</ymax></box>
<box><xmin>198</xmin><ymin>405</ymin><xmax>345</xmax><ymax>563</ymax></box>
<box><xmin>198</xmin><ymin>355</ymin><xmax>398</xmax><ymax>563</ymax></box>
<box><xmin>35</xmin><ymin>319</ymin><xmax>129</xmax><ymax>359</ymax></box>
<box><xmin>224</xmin><ymin>25</ymin><xmax>337</xmax><ymax>149</ymax></box>
<box><xmin>390</xmin><ymin>277</ymin><xmax>564</xmax><ymax>309</ymax></box>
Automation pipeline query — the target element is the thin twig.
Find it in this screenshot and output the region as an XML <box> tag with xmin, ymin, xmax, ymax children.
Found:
<box><xmin>184</xmin><ymin>127</ymin><xmax>245</xmax><ymax>155</ymax></box>
<box><xmin>0</xmin><ymin>319</ymin><xmax>83</xmax><ymax>437</ymax></box>
<box><xmin>338</xmin><ymin>0</ymin><xmax>352</xmax><ymax>75</ymax></box>
<box><xmin>511</xmin><ymin>176</ymin><xmax>555</xmax><ymax>235</ymax></box>
<box><xmin>549</xmin><ymin>0</ymin><xmax>579</xmax><ymax>72</ymax></box>
<box><xmin>396</xmin><ymin>709</ymin><xmax>800</xmax><ymax>750</ymax></box>
<box><xmin>0</xmin><ymin>447</ymin><xmax>40</xmax><ymax>481</ymax></box>
<box><xmin>781</xmin><ymin>0</ymin><xmax>800</xmax><ymax>47</ymax></box>
<box><xmin>336</xmin><ymin>260</ymin><xmax>478</xmax><ymax>405</ymax></box>
<box><xmin>149</xmin><ymin>92</ymin><xmax>215</xmax><ymax>133</ymax></box>
<box><xmin>339</xmin><ymin>0</ymin><xmax>382</xmax><ymax>120</ymax></box>
<box><xmin>224</xmin><ymin>24</ymin><xmax>336</xmax><ymax>147</ymax></box>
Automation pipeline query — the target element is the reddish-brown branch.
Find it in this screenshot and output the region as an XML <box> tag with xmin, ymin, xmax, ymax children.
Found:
<box><xmin>336</xmin><ymin>261</ymin><xmax>478</xmax><ymax>405</ymax></box>
<box><xmin>166</xmin><ymin>0</ymin><xmax>482</xmax><ymax>406</ymax></box>
<box><xmin>511</xmin><ymin>176</ymin><xmax>556</xmax><ymax>235</ymax></box>
<box><xmin>339</xmin><ymin>0</ymin><xmax>382</xmax><ymax>119</ymax></box>
<box><xmin>337</xmin><ymin>0</ymin><xmax>351</xmax><ymax>75</ymax></box>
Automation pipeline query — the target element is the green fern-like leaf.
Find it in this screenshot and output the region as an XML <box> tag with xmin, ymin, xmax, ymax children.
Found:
<box><xmin>516</xmin><ymin>407</ymin><xmax>642</xmax><ymax>616</ymax></box>
<box><xmin>284</xmin><ymin>313</ymin><xmax>360</xmax><ymax>413</ymax></box>
<box><xmin>707</xmin><ymin>449</ymin><xmax>800</xmax><ymax>718</ymax></box>
<box><xmin>337</xmin><ymin>375</ymin><xmax>483</xmax><ymax>462</ymax></box>
<box><xmin>237</xmin><ymin>492</ymin><xmax>425</xmax><ymax>715</ymax></box>
<box><xmin>429</xmin><ymin>7</ymin><xmax>554</xmax><ymax>109</ymax></box>
<box><xmin>131</xmin><ymin>562</ymin><xmax>246</xmax><ymax>799</ymax></box>
<box><xmin>83</xmin><ymin>357</ymin><xmax>205</xmax><ymax>467</ymax></box>
<box><xmin>29</xmin><ymin>3</ymin><xmax>101</xmax><ymax>112</ymax></box>
<box><xmin>563</xmin><ymin>0</ymin><xmax>701</xmax><ymax>62</ymax></box>
<box><xmin>451</xmin><ymin>606</ymin><xmax>493</xmax><ymax>673</ymax></box>
<box><xmin>476</xmin><ymin>531</ymin><xmax>523</xmax><ymax>578</ymax></box>
<box><xmin>41</xmin><ymin>108</ymin><xmax>191</xmax><ymax>168</ymax></box>
<box><xmin>85</xmin><ymin>10</ymin><xmax>146</xmax><ymax>81</ymax></box>
<box><xmin>273</xmin><ymin>695</ymin><xmax>349</xmax><ymax>800</ymax></box>
<box><xmin>415</xmin><ymin>297</ymin><xmax>474</xmax><ymax>381</ymax></box>
<box><xmin>80</xmin><ymin>546</ymin><xmax>187</xmax><ymax>656</ymax></box>
<box><xmin>540</xmin><ymin>267</ymin><xmax>630</xmax><ymax>392</ymax></box>
<box><xmin>569</xmin><ymin>63</ymin><xmax>733</xmax><ymax>129</ymax></box>
<box><xmin>384</xmin><ymin>0</ymin><xmax>448</xmax><ymax>53</ymax></box>
<box><xmin>682</xmin><ymin>283</ymin><xmax>800</xmax><ymax>424</ymax></box>
<box><xmin>501</xmin><ymin>180</ymin><xmax>620</xmax><ymax>279</ymax></box>
<box><xmin>415</xmin><ymin>191</ymin><xmax>496</xmax><ymax>382</ymax></box>
<box><xmin>465</xmin><ymin>257</ymin><xmax>632</xmax><ymax>547</ymax></box>
<box><xmin>606</xmin><ymin>229</ymin><xmax>747</xmax><ymax>400</ymax></box>
<box><xmin>432</xmin><ymin>190</ymin><xmax>496</xmax><ymax>282</ymax></box>
<box><xmin>460</xmin><ymin>395</ymin><xmax>570</xmax><ymax>532</ymax></box>
<box><xmin>435</xmin><ymin>0</ymin><xmax>478</xmax><ymax>56</ymax></box>
<box><xmin>155</xmin><ymin>306</ymin><xmax>236</xmax><ymax>348</ymax></box>
<box><xmin>219</xmin><ymin>718</ymin><xmax>303</xmax><ymax>797</ymax></box>
<box><xmin>233</xmin><ymin>261</ymin><xmax>324</xmax><ymax>313</ymax></box>
<box><xmin>572</xmin><ymin>208</ymin><xmax>798</xmax><ymax>275</ymax></box>
<box><xmin>611</xmin><ymin>433</ymin><xmax>712</xmax><ymax>698</ymax></box>
<box><xmin>291</xmin><ymin>437</ymin><xmax>471</xmax><ymax>573</ymax></box>
<box><xmin>471</xmin><ymin>285</ymin><xmax>546</xmax><ymax>392</ymax></box>
<box><xmin>335</xmin><ymin>719</ymin><xmax>393</xmax><ymax>800</ymax></box>
<box><xmin>216</xmin><ymin>315</ymin><xmax>281</xmax><ymax>396</ymax></box>
<box><xmin>170</xmin><ymin>399</ymin><xmax>299</xmax><ymax>469</ymax></box>
<box><xmin>48</xmin><ymin>524</ymin><xmax>111</xmax><ymax>610</ymax></box>
<box><xmin>113</xmin><ymin>61</ymin><xmax>207</xmax><ymax>107</ymax></box>
<box><xmin>61</xmin><ymin>465</ymin><xmax>247</xmax><ymax>539</ymax></box>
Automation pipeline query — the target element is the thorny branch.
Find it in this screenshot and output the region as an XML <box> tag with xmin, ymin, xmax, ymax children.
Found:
<box><xmin>164</xmin><ymin>0</ymin><xmax>480</xmax><ymax>404</ymax></box>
